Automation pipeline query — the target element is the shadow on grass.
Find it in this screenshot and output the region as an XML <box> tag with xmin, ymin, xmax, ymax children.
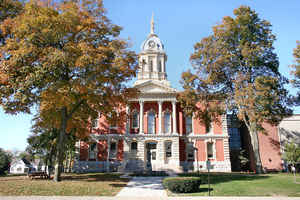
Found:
<box><xmin>61</xmin><ymin>173</ymin><xmax>129</xmax><ymax>183</ymax></box>
<box><xmin>109</xmin><ymin>183</ymin><xmax>128</xmax><ymax>187</ymax></box>
<box><xmin>178</xmin><ymin>172</ymin><xmax>269</xmax><ymax>185</ymax></box>
<box><xmin>197</xmin><ymin>187</ymin><xmax>213</xmax><ymax>193</ymax></box>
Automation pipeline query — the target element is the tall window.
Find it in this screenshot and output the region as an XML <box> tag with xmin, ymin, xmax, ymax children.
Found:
<box><xmin>187</xmin><ymin>143</ymin><xmax>194</xmax><ymax>160</ymax></box>
<box><xmin>110</xmin><ymin>142</ymin><xmax>117</xmax><ymax>158</ymax></box>
<box><xmin>207</xmin><ymin>142</ymin><xmax>214</xmax><ymax>159</ymax></box>
<box><xmin>147</xmin><ymin>111</ymin><xmax>155</xmax><ymax>134</ymax></box>
<box><xmin>132</xmin><ymin>111</ymin><xmax>139</xmax><ymax>128</ymax></box>
<box><xmin>165</xmin><ymin>141</ymin><xmax>172</xmax><ymax>158</ymax></box>
<box><xmin>89</xmin><ymin>143</ymin><xmax>97</xmax><ymax>160</ymax></box>
<box><xmin>164</xmin><ymin>112</ymin><xmax>171</xmax><ymax>133</ymax></box>
<box><xmin>185</xmin><ymin>116</ymin><xmax>192</xmax><ymax>134</ymax></box>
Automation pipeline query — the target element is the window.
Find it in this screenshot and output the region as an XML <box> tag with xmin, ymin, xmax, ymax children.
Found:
<box><xmin>164</xmin><ymin>112</ymin><xmax>171</xmax><ymax>133</ymax></box>
<box><xmin>110</xmin><ymin>142</ymin><xmax>117</xmax><ymax>158</ymax></box>
<box><xmin>185</xmin><ymin>115</ymin><xmax>193</xmax><ymax>134</ymax></box>
<box><xmin>131</xmin><ymin>142</ymin><xmax>137</xmax><ymax>151</ymax></box>
<box><xmin>158</xmin><ymin>60</ymin><xmax>162</xmax><ymax>72</ymax></box>
<box><xmin>132</xmin><ymin>112</ymin><xmax>139</xmax><ymax>128</ymax></box>
<box><xmin>149</xmin><ymin>60</ymin><xmax>153</xmax><ymax>72</ymax></box>
<box><xmin>89</xmin><ymin>143</ymin><xmax>97</xmax><ymax>160</ymax></box>
<box><xmin>207</xmin><ymin>142</ymin><xmax>214</xmax><ymax>159</ymax></box>
<box><xmin>165</xmin><ymin>141</ymin><xmax>172</xmax><ymax>158</ymax></box>
<box><xmin>147</xmin><ymin>111</ymin><xmax>155</xmax><ymax>134</ymax></box>
<box><xmin>92</xmin><ymin>118</ymin><xmax>98</xmax><ymax>129</ymax></box>
<box><xmin>187</xmin><ymin>143</ymin><xmax>194</xmax><ymax>160</ymax></box>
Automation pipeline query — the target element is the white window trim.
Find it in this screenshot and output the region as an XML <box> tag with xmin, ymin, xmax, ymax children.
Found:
<box><xmin>131</xmin><ymin>109</ymin><xmax>139</xmax><ymax>129</ymax></box>
<box><xmin>205</xmin><ymin>139</ymin><xmax>216</xmax><ymax>160</ymax></box>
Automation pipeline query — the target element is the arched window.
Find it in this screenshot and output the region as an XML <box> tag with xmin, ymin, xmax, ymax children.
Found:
<box><xmin>132</xmin><ymin>111</ymin><xmax>139</xmax><ymax>128</ymax></box>
<box><xmin>147</xmin><ymin>111</ymin><xmax>155</xmax><ymax>134</ymax></box>
<box><xmin>185</xmin><ymin>115</ymin><xmax>193</xmax><ymax>134</ymax></box>
<box><xmin>164</xmin><ymin>111</ymin><xmax>171</xmax><ymax>134</ymax></box>
<box><xmin>131</xmin><ymin>141</ymin><xmax>137</xmax><ymax>151</ymax></box>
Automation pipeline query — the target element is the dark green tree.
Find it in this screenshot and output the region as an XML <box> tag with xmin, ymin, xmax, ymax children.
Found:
<box><xmin>179</xmin><ymin>6</ymin><xmax>292</xmax><ymax>173</ymax></box>
<box><xmin>0</xmin><ymin>148</ymin><xmax>11</xmax><ymax>175</ymax></box>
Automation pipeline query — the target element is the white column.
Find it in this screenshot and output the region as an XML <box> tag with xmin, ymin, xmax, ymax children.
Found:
<box><xmin>126</xmin><ymin>105</ymin><xmax>130</xmax><ymax>135</ymax></box>
<box><xmin>172</xmin><ymin>101</ymin><xmax>177</xmax><ymax>134</ymax></box>
<box><xmin>139</xmin><ymin>100</ymin><xmax>144</xmax><ymax>134</ymax></box>
<box><xmin>158</xmin><ymin>101</ymin><xmax>163</xmax><ymax>134</ymax></box>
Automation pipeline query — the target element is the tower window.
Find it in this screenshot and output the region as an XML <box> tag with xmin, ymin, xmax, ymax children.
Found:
<box><xmin>149</xmin><ymin>60</ymin><xmax>153</xmax><ymax>72</ymax></box>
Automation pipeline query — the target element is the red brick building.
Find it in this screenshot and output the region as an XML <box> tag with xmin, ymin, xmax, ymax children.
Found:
<box><xmin>73</xmin><ymin>16</ymin><xmax>232</xmax><ymax>173</ymax></box>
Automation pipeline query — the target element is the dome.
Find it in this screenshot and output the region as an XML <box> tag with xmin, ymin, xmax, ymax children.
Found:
<box><xmin>141</xmin><ymin>34</ymin><xmax>165</xmax><ymax>52</ymax></box>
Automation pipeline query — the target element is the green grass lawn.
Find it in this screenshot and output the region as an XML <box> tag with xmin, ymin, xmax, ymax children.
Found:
<box><xmin>172</xmin><ymin>172</ymin><xmax>300</xmax><ymax>197</ymax></box>
<box><xmin>0</xmin><ymin>173</ymin><xmax>129</xmax><ymax>196</ymax></box>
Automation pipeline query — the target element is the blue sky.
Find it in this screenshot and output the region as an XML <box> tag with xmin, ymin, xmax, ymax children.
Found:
<box><xmin>1</xmin><ymin>0</ymin><xmax>300</xmax><ymax>151</ymax></box>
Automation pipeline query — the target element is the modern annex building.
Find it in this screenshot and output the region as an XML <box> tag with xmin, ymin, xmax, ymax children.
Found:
<box><xmin>73</xmin><ymin>17</ymin><xmax>232</xmax><ymax>173</ymax></box>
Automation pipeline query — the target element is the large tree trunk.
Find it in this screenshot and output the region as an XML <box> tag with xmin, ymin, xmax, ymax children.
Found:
<box><xmin>54</xmin><ymin>107</ymin><xmax>67</xmax><ymax>182</ymax></box>
<box><xmin>248</xmin><ymin>122</ymin><xmax>263</xmax><ymax>174</ymax></box>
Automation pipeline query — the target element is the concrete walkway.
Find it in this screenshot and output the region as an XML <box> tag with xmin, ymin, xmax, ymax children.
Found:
<box><xmin>1</xmin><ymin>196</ymin><xmax>300</xmax><ymax>200</ymax></box>
<box><xmin>116</xmin><ymin>176</ymin><xmax>167</xmax><ymax>197</ymax></box>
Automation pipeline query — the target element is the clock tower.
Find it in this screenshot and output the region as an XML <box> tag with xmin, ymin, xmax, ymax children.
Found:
<box><xmin>134</xmin><ymin>14</ymin><xmax>169</xmax><ymax>86</ymax></box>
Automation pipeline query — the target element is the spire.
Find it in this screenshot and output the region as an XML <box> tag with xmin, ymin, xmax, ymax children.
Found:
<box><xmin>150</xmin><ymin>12</ymin><xmax>154</xmax><ymax>35</ymax></box>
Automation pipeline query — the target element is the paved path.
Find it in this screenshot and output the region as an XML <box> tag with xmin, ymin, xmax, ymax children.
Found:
<box><xmin>1</xmin><ymin>196</ymin><xmax>300</xmax><ymax>200</ymax></box>
<box><xmin>116</xmin><ymin>176</ymin><xmax>167</xmax><ymax>197</ymax></box>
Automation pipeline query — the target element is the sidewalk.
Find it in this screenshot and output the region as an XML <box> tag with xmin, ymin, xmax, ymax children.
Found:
<box><xmin>1</xmin><ymin>196</ymin><xmax>300</xmax><ymax>200</ymax></box>
<box><xmin>116</xmin><ymin>176</ymin><xmax>167</xmax><ymax>197</ymax></box>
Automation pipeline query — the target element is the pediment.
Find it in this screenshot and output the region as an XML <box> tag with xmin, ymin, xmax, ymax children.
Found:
<box><xmin>134</xmin><ymin>80</ymin><xmax>177</xmax><ymax>93</ymax></box>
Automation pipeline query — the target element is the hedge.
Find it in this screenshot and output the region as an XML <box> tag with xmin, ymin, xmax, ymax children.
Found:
<box><xmin>163</xmin><ymin>177</ymin><xmax>201</xmax><ymax>193</ymax></box>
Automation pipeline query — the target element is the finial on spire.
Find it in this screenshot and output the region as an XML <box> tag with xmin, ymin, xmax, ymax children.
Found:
<box><xmin>150</xmin><ymin>12</ymin><xmax>154</xmax><ymax>34</ymax></box>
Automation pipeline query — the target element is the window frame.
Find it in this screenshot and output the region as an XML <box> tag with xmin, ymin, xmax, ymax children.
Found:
<box><xmin>185</xmin><ymin>115</ymin><xmax>193</xmax><ymax>135</ymax></box>
<box><xmin>131</xmin><ymin>110</ymin><xmax>139</xmax><ymax>129</ymax></box>
<box><xmin>206</xmin><ymin>142</ymin><xmax>215</xmax><ymax>159</ymax></box>
<box><xmin>163</xmin><ymin>110</ymin><xmax>172</xmax><ymax>134</ymax></box>
<box><xmin>147</xmin><ymin>110</ymin><xmax>156</xmax><ymax>134</ymax></box>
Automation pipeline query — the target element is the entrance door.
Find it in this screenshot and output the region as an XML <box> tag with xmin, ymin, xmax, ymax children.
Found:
<box><xmin>145</xmin><ymin>142</ymin><xmax>157</xmax><ymax>171</ymax></box>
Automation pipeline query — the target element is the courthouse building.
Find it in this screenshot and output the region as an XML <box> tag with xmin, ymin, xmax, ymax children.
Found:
<box><xmin>73</xmin><ymin>17</ymin><xmax>234</xmax><ymax>173</ymax></box>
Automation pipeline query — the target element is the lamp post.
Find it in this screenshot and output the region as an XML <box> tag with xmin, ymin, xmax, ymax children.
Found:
<box><xmin>207</xmin><ymin>159</ymin><xmax>211</xmax><ymax>196</ymax></box>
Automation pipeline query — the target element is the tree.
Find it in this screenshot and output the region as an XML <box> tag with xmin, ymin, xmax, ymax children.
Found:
<box><xmin>0</xmin><ymin>148</ymin><xmax>11</xmax><ymax>175</ymax></box>
<box><xmin>0</xmin><ymin>0</ymin><xmax>23</xmax><ymax>44</ymax></box>
<box><xmin>0</xmin><ymin>0</ymin><xmax>137</xmax><ymax>181</ymax></box>
<box><xmin>179</xmin><ymin>6</ymin><xmax>292</xmax><ymax>173</ymax></box>
<box><xmin>283</xmin><ymin>141</ymin><xmax>300</xmax><ymax>167</ymax></box>
<box><xmin>291</xmin><ymin>41</ymin><xmax>300</xmax><ymax>105</ymax></box>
